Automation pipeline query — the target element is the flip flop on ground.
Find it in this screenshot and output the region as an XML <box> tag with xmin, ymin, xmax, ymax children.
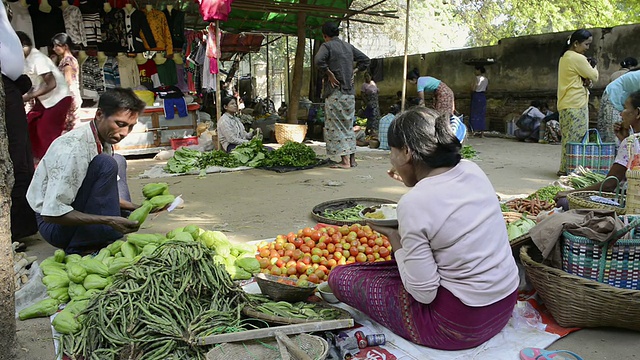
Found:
<box><xmin>520</xmin><ymin>348</ymin><xmax>583</xmax><ymax>360</ymax></box>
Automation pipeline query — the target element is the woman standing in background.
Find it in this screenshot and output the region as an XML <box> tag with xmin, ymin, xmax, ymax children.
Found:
<box><xmin>556</xmin><ymin>29</ymin><xmax>599</xmax><ymax>176</ymax></box>
<box><xmin>361</xmin><ymin>72</ymin><xmax>380</xmax><ymax>135</ymax></box>
<box><xmin>52</xmin><ymin>33</ymin><xmax>82</xmax><ymax>133</ymax></box>
<box><xmin>469</xmin><ymin>66</ymin><xmax>488</xmax><ymax>136</ymax></box>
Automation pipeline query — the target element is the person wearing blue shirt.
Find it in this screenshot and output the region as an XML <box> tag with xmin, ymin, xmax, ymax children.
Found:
<box><xmin>597</xmin><ymin>69</ymin><xmax>640</xmax><ymax>142</ymax></box>
<box><xmin>378</xmin><ymin>105</ymin><xmax>400</xmax><ymax>150</ymax></box>
<box><xmin>406</xmin><ymin>68</ymin><xmax>455</xmax><ymax>117</ymax></box>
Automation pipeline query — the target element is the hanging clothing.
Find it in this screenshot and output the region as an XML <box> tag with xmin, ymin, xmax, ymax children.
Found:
<box><xmin>81</xmin><ymin>56</ymin><xmax>105</xmax><ymax>100</ymax></box>
<box><xmin>78</xmin><ymin>0</ymin><xmax>102</xmax><ymax>46</ymax></box>
<box><xmin>163</xmin><ymin>8</ymin><xmax>185</xmax><ymax>50</ymax></box>
<box><xmin>175</xmin><ymin>62</ymin><xmax>188</xmax><ymax>93</ymax></box>
<box><xmin>116</xmin><ymin>54</ymin><xmax>140</xmax><ymax>89</ymax></box>
<box><xmin>198</xmin><ymin>0</ymin><xmax>233</xmax><ymax>22</ymax></box>
<box><xmin>62</xmin><ymin>5</ymin><xmax>87</xmax><ymax>47</ymax></box>
<box><xmin>142</xmin><ymin>8</ymin><xmax>173</xmax><ymax>54</ymax></box>
<box><xmin>137</xmin><ymin>60</ymin><xmax>160</xmax><ymax>89</ymax></box>
<box><xmin>99</xmin><ymin>8</ymin><xmax>126</xmax><ymax>52</ymax></box>
<box><xmin>156</xmin><ymin>58</ymin><xmax>177</xmax><ymax>86</ymax></box>
<box><xmin>8</xmin><ymin>2</ymin><xmax>35</xmax><ymax>45</ymax></box>
<box><xmin>123</xmin><ymin>7</ymin><xmax>156</xmax><ymax>53</ymax></box>
<box><xmin>28</xmin><ymin>6</ymin><xmax>65</xmax><ymax>48</ymax></box>
<box><xmin>206</xmin><ymin>23</ymin><xmax>220</xmax><ymax>74</ymax></box>
<box><xmin>102</xmin><ymin>56</ymin><xmax>121</xmax><ymax>90</ymax></box>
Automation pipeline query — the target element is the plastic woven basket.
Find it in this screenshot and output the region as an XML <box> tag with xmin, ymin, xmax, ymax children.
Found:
<box><xmin>275</xmin><ymin>123</ymin><xmax>307</xmax><ymax>144</ymax></box>
<box><xmin>566</xmin><ymin>191</ymin><xmax>626</xmax><ymax>214</ymax></box>
<box><xmin>206</xmin><ymin>333</ymin><xmax>328</xmax><ymax>360</ymax></box>
<box><xmin>311</xmin><ymin>197</ymin><xmax>397</xmax><ymax>226</ymax></box>
<box><xmin>520</xmin><ymin>245</ymin><xmax>640</xmax><ymax>331</ymax></box>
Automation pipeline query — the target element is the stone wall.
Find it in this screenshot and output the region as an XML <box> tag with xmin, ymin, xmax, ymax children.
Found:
<box><xmin>361</xmin><ymin>23</ymin><xmax>640</xmax><ymax>132</ymax></box>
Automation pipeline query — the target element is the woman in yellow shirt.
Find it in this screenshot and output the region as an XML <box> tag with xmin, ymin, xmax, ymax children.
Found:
<box><xmin>557</xmin><ymin>29</ymin><xmax>599</xmax><ymax>176</ymax></box>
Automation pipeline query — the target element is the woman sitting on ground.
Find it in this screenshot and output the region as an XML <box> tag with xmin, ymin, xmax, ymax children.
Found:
<box><xmin>328</xmin><ymin>107</ymin><xmax>519</xmax><ymax>350</ymax></box>
<box><xmin>556</xmin><ymin>91</ymin><xmax>640</xmax><ymax>209</ymax></box>
<box><xmin>216</xmin><ymin>96</ymin><xmax>258</xmax><ymax>153</ymax></box>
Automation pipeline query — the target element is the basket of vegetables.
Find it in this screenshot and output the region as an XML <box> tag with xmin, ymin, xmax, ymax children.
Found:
<box><xmin>255</xmin><ymin>273</ymin><xmax>317</xmax><ymax>302</ymax></box>
<box><xmin>311</xmin><ymin>197</ymin><xmax>397</xmax><ymax>225</ymax></box>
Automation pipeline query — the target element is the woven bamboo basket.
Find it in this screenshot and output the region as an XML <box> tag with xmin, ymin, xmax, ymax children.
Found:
<box><xmin>625</xmin><ymin>169</ymin><xmax>640</xmax><ymax>214</ymax></box>
<box><xmin>520</xmin><ymin>245</ymin><xmax>640</xmax><ymax>330</ymax></box>
<box><xmin>567</xmin><ymin>191</ymin><xmax>626</xmax><ymax>215</ymax></box>
<box><xmin>206</xmin><ymin>333</ymin><xmax>329</xmax><ymax>360</ymax></box>
<box><xmin>311</xmin><ymin>197</ymin><xmax>397</xmax><ymax>226</ymax></box>
<box><xmin>255</xmin><ymin>273</ymin><xmax>316</xmax><ymax>302</ymax></box>
<box><xmin>275</xmin><ymin>123</ymin><xmax>307</xmax><ymax>144</ymax></box>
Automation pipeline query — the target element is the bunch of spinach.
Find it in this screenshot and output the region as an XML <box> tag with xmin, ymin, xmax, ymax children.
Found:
<box><xmin>165</xmin><ymin>148</ymin><xmax>202</xmax><ymax>173</ymax></box>
<box><xmin>264</xmin><ymin>141</ymin><xmax>319</xmax><ymax>168</ymax></box>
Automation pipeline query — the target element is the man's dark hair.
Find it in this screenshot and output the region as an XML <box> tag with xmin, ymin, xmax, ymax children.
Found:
<box><xmin>16</xmin><ymin>31</ymin><xmax>32</xmax><ymax>47</ymax></box>
<box><xmin>322</xmin><ymin>22</ymin><xmax>340</xmax><ymax>37</ymax></box>
<box><xmin>98</xmin><ymin>88</ymin><xmax>146</xmax><ymax>118</ymax></box>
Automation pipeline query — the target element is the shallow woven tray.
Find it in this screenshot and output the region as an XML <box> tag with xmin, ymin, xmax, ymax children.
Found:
<box><xmin>567</xmin><ymin>191</ymin><xmax>626</xmax><ymax>214</ymax></box>
<box><xmin>520</xmin><ymin>245</ymin><xmax>640</xmax><ymax>331</ymax></box>
<box><xmin>311</xmin><ymin>197</ymin><xmax>397</xmax><ymax>226</ymax></box>
<box><xmin>242</xmin><ymin>301</ymin><xmax>353</xmax><ymax>325</ymax></box>
<box><xmin>255</xmin><ymin>273</ymin><xmax>317</xmax><ymax>302</ymax></box>
<box><xmin>206</xmin><ymin>333</ymin><xmax>328</xmax><ymax>360</ymax></box>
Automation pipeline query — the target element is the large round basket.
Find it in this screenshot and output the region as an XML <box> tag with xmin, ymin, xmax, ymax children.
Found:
<box><xmin>206</xmin><ymin>333</ymin><xmax>329</xmax><ymax>360</ymax></box>
<box><xmin>566</xmin><ymin>191</ymin><xmax>626</xmax><ymax>215</ymax></box>
<box><xmin>255</xmin><ymin>273</ymin><xmax>316</xmax><ymax>302</ymax></box>
<box><xmin>519</xmin><ymin>245</ymin><xmax>640</xmax><ymax>331</ymax></box>
<box><xmin>275</xmin><ymin>123</ymin><xmax>308</xmax><ymax>144</ymax></box>
<box><xmin>311</xmin><ymin>197</ymin><xmax>397</xmax><ymax>226</ymax></box>
<box><xmin>242</xmin><ymin>302</ymin><xmax>353</xmax><ymax>325</ymax></box>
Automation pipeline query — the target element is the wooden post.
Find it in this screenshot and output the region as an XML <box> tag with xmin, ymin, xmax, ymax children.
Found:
<box><xmin>286</xmin><ymin>0</ymin><xmax>308</xmax><ymax>124</ymax></box>
<box><xmin>214</xmin><ymin>21</ymin><xmax>222</xmax><ymax>150</ymax></box>
<box><xmin>266</xmin><ymin>35</ymin><xmax>271</xmax><ymax>102</ymax></box>
<box><xmin>285</xmin><ymin>36</ymin><xmax>290</xmax><ymax>105</ymax></box>
<box><xmin>401</xmin><ymin>0</ymin><xmax>410</xmax><ymax>112</ymax></box>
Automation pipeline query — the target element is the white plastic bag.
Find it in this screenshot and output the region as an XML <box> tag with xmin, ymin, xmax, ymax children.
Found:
<box><xmin>512</xmin><ymin>301</ymin><xmax>546</xmax><ymax>331</ymax></box>
<box><xmin>15</xmin><ymin>261</ymin><xmax>48</xmax><ymax>318</ymax></box>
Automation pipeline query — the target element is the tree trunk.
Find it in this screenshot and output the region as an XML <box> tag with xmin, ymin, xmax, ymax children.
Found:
<box><xmin>286</xmin><ymin>0</ymin><xmax>307</xmax><ymax>124</ymax></box>
<box><xmin>0</xmin><ymin>71</ymin><xmax>17</xmax><ymax>359</ymax></box>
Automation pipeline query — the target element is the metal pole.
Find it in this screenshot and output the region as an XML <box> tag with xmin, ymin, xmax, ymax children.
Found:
<box><xmin>401</xmin><ymin>0</ymin><xmax>410</xmax><ymax>112</ymax></box>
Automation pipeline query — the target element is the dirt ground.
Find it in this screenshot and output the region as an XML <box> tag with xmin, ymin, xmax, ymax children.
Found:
<box><xmin>13</xmin><ymin>137</ymin><xmax>639</xmax><ymax>359</ymax></box>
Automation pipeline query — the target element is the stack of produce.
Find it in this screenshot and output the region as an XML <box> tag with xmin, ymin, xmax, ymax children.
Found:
<box><xmin>13</xmin><ymin>242</ymin><xmax>37</xmax><ymax>291</ymax></box>
<box><xmin>256</xmin><ymin>224</ymin><xmax>392</xmax><ymax>284</ymax></box>
<box><xmin>128</xmin><ymin>182</ymin><xmax>176</xmax><ymax>225</ymax></box>
<box><xmin>165</xmin><ymin>138</ymin><xmax>320</xmax><ymax>174</ymax></box>
<box><xmin>563</xmin><ymin>166</ymin><xmax>607</xmax><ymax>189</ymax></box>
<box><xmin>504</xmin><ymin>214</ymin><xmax>537</xmax><ymax>241</ymax></box>
<box><xmin>503</xmin><ymin>198</ymin><xmax>555</xmax><ymax>216</ymax></box>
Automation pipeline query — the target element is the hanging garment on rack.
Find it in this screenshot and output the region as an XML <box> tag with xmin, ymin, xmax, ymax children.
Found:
<box><xmin>142</xmin><ymin>8</ymin><xmax>172</xmax><ymax>54</ymax></box>
<box><xmin>8</xmin><ymin>2</ymin><xmax>34</xmax><ymax>44</ymax></box>
<box><xmin>197</xmin><ymin>0</ymin><xmax>233</xmax><ymax>22</ymax></box>
<box><xmin>63</xmin><ymin>5</ymin><xmax>87</xmax><ymax>47</ymax></box>
<box><xmin>156</xmin><ymin>58</ymin><xmax>177</xmax><ymax>86</ymax></box>
<box><xmin>123</xmin><ymin>7</ymin><xmax>156</xmax><ymax>53</ymax></box>
<box><xmin>78</xmin><ymin>0</ymin><xmax>102</xmax><ymax>45</ymax></box>
<box><xmin>162</xmin><ymin>8</ymin><xmax>185</xmax><ymax>50</ymax></box>
<box><xmin>81</xmin><ymin>56</ymin><xmax>104</xmax><ymax>100</ymax></box>
<box><xmin>116</xmin><ymin>54</ymin><xmax>140</xmax><ymax>89</ymax></box>
<box><xmin>175</xmin><ymin>62</ymin><xmax>188</xmax><ymax>93</ymax></box>
<box><xmin>137</xmin><ymin>60</ymin><xmax>160</xmax><ymax>90</ymax></box>
<box><xmin>99</xmin><ymin>8</ymin><xmax>126</xmax><ymax>52</ymax></box>
<box><xmin>102</xmin><ymin>56</ymin><xmax>120</xmax><ymax>89</ymax></box>
<box><xmin>28</xmin><ymin>5</ymin><xmax>65</xmax><ymax>48</ymax></box>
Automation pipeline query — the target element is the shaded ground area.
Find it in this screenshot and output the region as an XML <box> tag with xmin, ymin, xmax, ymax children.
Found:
<box><xmin>14</xmin><ymin>137</ymin><xmax>639</xmax><ymax>359</ymax></box>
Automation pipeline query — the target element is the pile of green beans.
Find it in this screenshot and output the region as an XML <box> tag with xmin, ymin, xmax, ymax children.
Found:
<box><xmin>323</xmin><ymin>205</ymin><xmax>366</xmax><ymax>221</ymax></box>
<box><xmin>60</xmin><ymin>240</ymin><xmax>255</xmax><ymax>360</ymax></box>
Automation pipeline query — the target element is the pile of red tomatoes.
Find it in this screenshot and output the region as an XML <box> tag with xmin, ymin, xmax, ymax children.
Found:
<box><xmin>256</xmin><ymin>224</ymin><xmax>393</xmax><ymax>284</ymax></box>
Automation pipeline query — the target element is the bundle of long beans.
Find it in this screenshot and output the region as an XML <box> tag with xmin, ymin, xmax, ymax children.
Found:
<box><xmin>60</xmin><ymin>240</ymin><xmax>255</xmax><ymax>360</ymax></box>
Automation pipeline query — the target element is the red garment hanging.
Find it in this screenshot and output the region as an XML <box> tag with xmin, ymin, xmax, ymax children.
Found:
<box><xmin>197</xmin><ymin>0</ymin><xmax>233</xmax><ymax>22</ymax></box>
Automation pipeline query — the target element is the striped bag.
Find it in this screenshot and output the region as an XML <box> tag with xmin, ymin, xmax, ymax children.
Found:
<box><xmin>562</xmin><ymin>215</ymin><xmax>640</xmax><ymax>290</ymax></box>
<box><xmin>565</xmin><ymin>129</ymin><xmax>616</xmax><ymax>175</ymax></box>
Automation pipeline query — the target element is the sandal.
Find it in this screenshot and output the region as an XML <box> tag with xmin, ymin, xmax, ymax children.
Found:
<box><xmin>520</xmin><ymin>348</ymin><xmax>583</xmax><ymax>360</ymax></box>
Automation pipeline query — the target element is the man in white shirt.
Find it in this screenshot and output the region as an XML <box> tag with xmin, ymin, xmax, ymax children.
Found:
<box><xmin>26</xmin><ymin>88</ymin><xmax>146</xmax><ymax>254</ymax></box>
<box><xmin>17</xmin><ymin>31</ymin><xmax>72</xmax><ymax>161</ymax></box>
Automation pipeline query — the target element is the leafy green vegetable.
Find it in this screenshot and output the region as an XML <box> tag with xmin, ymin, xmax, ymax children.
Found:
<box><xmin>264</xmin><ymin>141</ymin><xmax>319</xmax><ymax>168</ymax></box>
<box><xmin>527</xmin><ymin>186</ymin><xmax>564</xmax><ymax>202</ymax></box>
<box><xmin>461</xmin><ymin>145</ymin><xmax>477</xmax><ymax>159</ymax></box>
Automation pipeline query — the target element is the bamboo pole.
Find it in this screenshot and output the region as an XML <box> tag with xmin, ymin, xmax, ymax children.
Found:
<box><xmin>401</xmin><ymin>0</ymin><xmax>410</xmax><ymax>112</ymax></box>
<box><xmin>285</xmin><ymin>36</ymin><xmax>291</xmax><ymax>104</ymax></box>
<box><xmin>215</xmin><ymin>20</ymin><xmax>222</xmax><ymax>150</ymax></box>
<box><xmin>266</xmin><ymin>35</ymin><xmax>270</xmax><ymax>102</ymax></box>
<box><xmin>286</xmin><ymin>0</ymin><xmax>308</xmax><ymax>124</ymax></box>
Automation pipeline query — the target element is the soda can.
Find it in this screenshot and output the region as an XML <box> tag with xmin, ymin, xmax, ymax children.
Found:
<box><xmin>365</xmin><ymin>334</ymin><xmax>386</xmax><ymax>346</ymax></box>
<box><xmin>354</xmin><ymin>331</ymin><xmax>368</xmax><ymax>349</ymax></box>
